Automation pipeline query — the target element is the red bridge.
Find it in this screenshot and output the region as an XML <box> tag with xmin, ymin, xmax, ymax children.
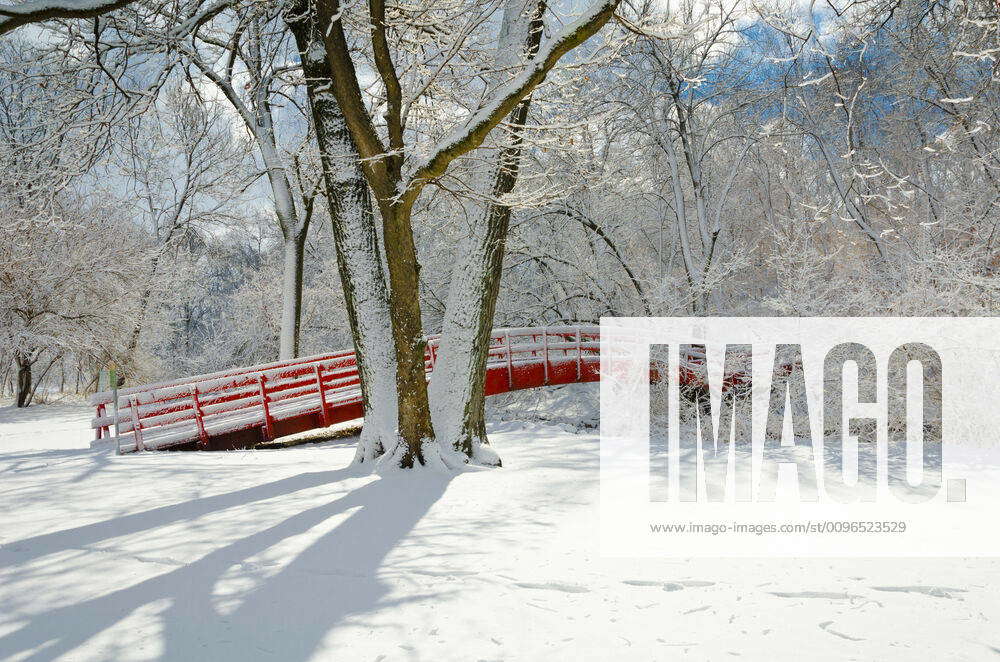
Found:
<box><xmin>91</xmin><ymin>326</ymin><xmax>603</xmax><ymax>453</ymax></box>
<box><xmin>89</xmin><ymin>325</ymin><xmax>751</xmax><ymax>453</ymax></box>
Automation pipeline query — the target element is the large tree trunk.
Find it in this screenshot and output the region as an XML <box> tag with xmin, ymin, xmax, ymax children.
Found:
<box><xmin>286</xmin><ymin>9</ymin><xmax>398</xmax><ymax>463</ymax></box>
<box><xmin>292</xmin><ymin>0</ymin><xmax>443</xmax><ymax>469</ymax></box>
<box><xmin>429</xmin><ymin>0</ymin><xmax>545</xmax><ymax>465</ymax></box>
<box><xmin>278</xmin><ymin>228</ymin><xmax>308</xmax><ymax>359</ymax></box>
<box><xmin>380</xmin><ymin>200</ymin><xmax>437</xmax><ymax>468</ymax></box>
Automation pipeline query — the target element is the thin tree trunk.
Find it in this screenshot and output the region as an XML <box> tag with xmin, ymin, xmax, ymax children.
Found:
<box><xmin>278</xmin><ymin>229</ymin><xmax>308</xmax><ymax>359</ymax></box>
<box><xmin>127</xmin><ymin>251</ymin><xmax>162</xmax><ymax>360</ymax></box>
<box><xmin>15</xmin><ymin>354</ymin><xmax>31</xmax><ymax>408</ymax></box>
<box><xmin>286</xmin><ymin>7</ymin><xmax>398</xmax><ymax>462</ymax></box>
<box><xmin>658</xmin><ymin>125</ymin><xmax>700</xmax><ymax>305</ymax></box>
<box><xmin>26</xmin><ymin>355</ymin><xmax>58</xmax><ymax>407</ymax></box>
<box><xmin>0</xmin><ymin>360</ymin><xmax>10</xmax><ymax>397</ymax></box>
<box><xmin>84</xmin><ymin>369</ymin><xmax>100</xmax><ymax>395</ymax></box>
<box><xmin>180</xmin><ymin>33</ymin><xmax>311</xmax><ymax>362</ymax></box>
<box><xmin>430</xmin><ymin>0</ymin><xmax>545</xmax><ymax>465</ymax></box>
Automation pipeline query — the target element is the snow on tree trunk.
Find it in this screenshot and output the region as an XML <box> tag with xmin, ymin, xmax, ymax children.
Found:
<box><xmin>295</xmin><ymin>0</ymin><xmax>452</xmax><ymax>470</ymax></box>
<box><xmin>428</xmin><ymin>206</ymin><xmax>510</xmax><ymax>465</ymax></box>
<box><xmin>307</xmin><ymin>0</ymin><xmax>618</xmax><ymax>469</ymax></box>
<box><xmin>429</xmin><ymin>0</ymin><xmax>544</xmax><ymax>466</ymax></box>
<box><xmin>287</xmin><ymin>11</ymin><xmax>398</xmax><ymax>463</ymax></box>
<box><xmin>262</xmin><ymin>143</ymin><xmax>308</xmax><ymax>361</ymax></box>
<box><xmin>278</xmin><ymin>230</ymin><xmax>307</xmax><ymax>360</ymax></box>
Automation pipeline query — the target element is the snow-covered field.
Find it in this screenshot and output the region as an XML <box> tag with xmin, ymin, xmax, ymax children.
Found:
<box><xmin>1</xmin><ymin>397</ymin><xmax>998</xmax><ymax>661</ymax></box>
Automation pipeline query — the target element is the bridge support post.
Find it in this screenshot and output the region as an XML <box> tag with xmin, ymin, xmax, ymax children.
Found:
<box><xmin>505</xmin><ymin>331</ymin><xmax>514</xmax><ymax>390</ymax></box>
<box><xmin>95</xmin><ymin>403</ymin><xmax>106</xmax><ymax>442</ymax></box>
<box><xmin>130</xmin><ymin>396</ymin><xmax>145</xmax><ymax>452</ymax></box>
<box><xmin>427</xmin><ymin>341</ymin><xmax>436</xmax><ymax>370</ymax></box>
<box><xmin>576</xmin><ymin>327</ymin><xmax>582</xmax><ymax>381</ymax></box>
<box><xmin>315</xmin><ymin>364</ymin><xmax>331</xmax><ymax>427</ymax></box>
<box><xmin>542</xmin><ymin>326</ymin><xmax>549</xmax><ymax>385</ymax></box>
<box><xmin>258</xmin><ymin>375</ymin><xmax>275</xmax><ymax>441</ymax></box>
<box><xmin>191</xmin><ymin>386</ymin><xmax>209</xmax><ymax>448</ymax></box>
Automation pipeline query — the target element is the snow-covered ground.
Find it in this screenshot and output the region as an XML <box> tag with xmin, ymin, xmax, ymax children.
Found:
<box><xmin>1</xmin><ymin>397</ymin><xmax>998</xmax><ymax>661</ymax></box>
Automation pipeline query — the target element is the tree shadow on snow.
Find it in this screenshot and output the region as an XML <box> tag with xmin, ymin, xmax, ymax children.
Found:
<box><xmin>0</xmin><ymin>467</ymin><xmax>453</xmax><ymax>661</ymax></box>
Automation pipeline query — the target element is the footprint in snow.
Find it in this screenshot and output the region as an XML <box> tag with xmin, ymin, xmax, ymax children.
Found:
<box><xmin>819</xmin><ymin>621</ymin><xmax>864</xmax><ymax>641</ymax></box>
<box><xmin>769</xmin><ymin>591</ymin><xmax>866</xmax><ymax>600</ymax></box>
<box><xmin>622</xmin><ymin>579</ymin><xmax>714</xmax><ymax>591</ymax></box>
<box><xmin>514</xmin><ymin>581</ymin><xmax>590</xmax><ymax>593</ymax></box>
<box><xmin>408</xmin><ymin>568</ymin><xmax>479</xmax><ymax>578</ymax></box>
<box><xmin>871</xmin><ymin>585</ymin><xmax>967</xmax><ymax>599</ymax></box>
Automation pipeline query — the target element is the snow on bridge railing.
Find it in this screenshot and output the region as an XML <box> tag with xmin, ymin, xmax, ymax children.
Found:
<box><xmin>91</xmin><ymin>352</ymin><xmax>367</xmax><ymax>453</ymax></box>
<box><xmin>91</xmin><ymin>325</ymin><xmax>602</xmax><ymax>453</ymax></box>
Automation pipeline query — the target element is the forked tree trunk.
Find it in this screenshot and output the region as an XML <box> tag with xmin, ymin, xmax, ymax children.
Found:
<box><xmin>430</xmin><ymin>0</ymin><xmax>545</xmax><ymax>465</ymax></box>
<box><xmin>286</xmin><ymin>9</ymin><xmax>398</xmax><ymax>462</ymax></box>
<box><xmin>310</xmin><ymin>0</ymin><xmax>619</xmax><ymax>469</ymax></box>
<box><xmin>297</xmin><ymin>0</ymin><xmax>442</xmax><ymax>469</ymax></box>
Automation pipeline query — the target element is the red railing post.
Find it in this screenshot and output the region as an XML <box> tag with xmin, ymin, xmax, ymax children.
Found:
<box><xmin>576</xmin><ymin>327</ymin><xmax>583</xmax><ymax>381</ymax></box>
<box><xmin>541</xmin><ymin>326</ymin><xmax>549</xmax><ymax>385</ymax></box>
<box><xmin>191</xmin><ymin>385</ymin><xmax>209</xmax><ymax>448</ymax></box>
<box><xmin>315</xmin><ymin>364</ymin><xmax>331</xmax><ymax>427</ymax></box>
<box><xmin>505</xmin><ymin>331</ymin><xmax>514</xmax><ymax>389</ymax></box>
<box><xmin>130</xmin><ymin>396</ymin><xmax>145</xmax><ymax>452</ymax></box>
<box><xmin>95</xmin><ymin>403</ymin><xmax>105</xmax><ymax>441</ymax></box>
<box><xmin>258</xmin><ymin>374</ymin><xmax>275</xmax><ymax>441</ymax></box>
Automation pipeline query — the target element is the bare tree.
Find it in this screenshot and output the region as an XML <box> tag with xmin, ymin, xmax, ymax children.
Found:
<box><xmin>118</xmin><ymin>84</ymin><xmax>251</xmax><ymax>372</ymax></box>
<box><xmin>166</xmin><ymin>5</ymin><xmax>322</xmax><ymax>359</ymax></box>
<box><xmin>309</xmin><ymin>0</ymin><xmax>621</xmax><ymax>467</ymax></box>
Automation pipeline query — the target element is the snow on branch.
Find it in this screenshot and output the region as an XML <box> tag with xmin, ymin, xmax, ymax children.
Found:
<box><xmin>0</xmin><ymin>0</ymin><xmax>135</xmax><ymax>36</ymax></box>
<box><xmin>405</xmin><ymin>0</ymin><xmax>620</xmax><ymax>189</ymax></box>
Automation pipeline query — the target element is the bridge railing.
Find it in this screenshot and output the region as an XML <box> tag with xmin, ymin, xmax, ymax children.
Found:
<box><xmin>91</xmin><ymin>325</ymin><xmax>601</xmax><ymax>453</ymax></box>
<box><xmin>91</xmin><ymin>351</ymin><xmax>366</xmax><ymax>453</ymax></box>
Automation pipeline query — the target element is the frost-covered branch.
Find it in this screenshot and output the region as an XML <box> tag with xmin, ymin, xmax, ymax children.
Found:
<box><xmin>0</xmin><ymin>0</ymin><xmax>135</xmax><ymax>36</ymax></box>
<box><xmin>407</xmin><ymin>0</ymin><xmax>620</xmax><ymax>189</ymax></box>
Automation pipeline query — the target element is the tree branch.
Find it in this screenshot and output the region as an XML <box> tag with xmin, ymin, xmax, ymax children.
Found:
<box><xmin>315</xmin><ymin>0</ymin><xmax>393</xmax><ymax>199</ymax></box>
<box><xmin>0</xmin><ymin>0</ymin><xmax>135</xmax><ymax>37</ymax></box>
<box><xmin>369</xmin><ymin>0</ymin><xmax>403</xmax><ymax>176</ymax></box>
<box><xmin>406</xmin><ymin>0</ymin><xmax>620</xmax><ymax>189</ymax></box>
